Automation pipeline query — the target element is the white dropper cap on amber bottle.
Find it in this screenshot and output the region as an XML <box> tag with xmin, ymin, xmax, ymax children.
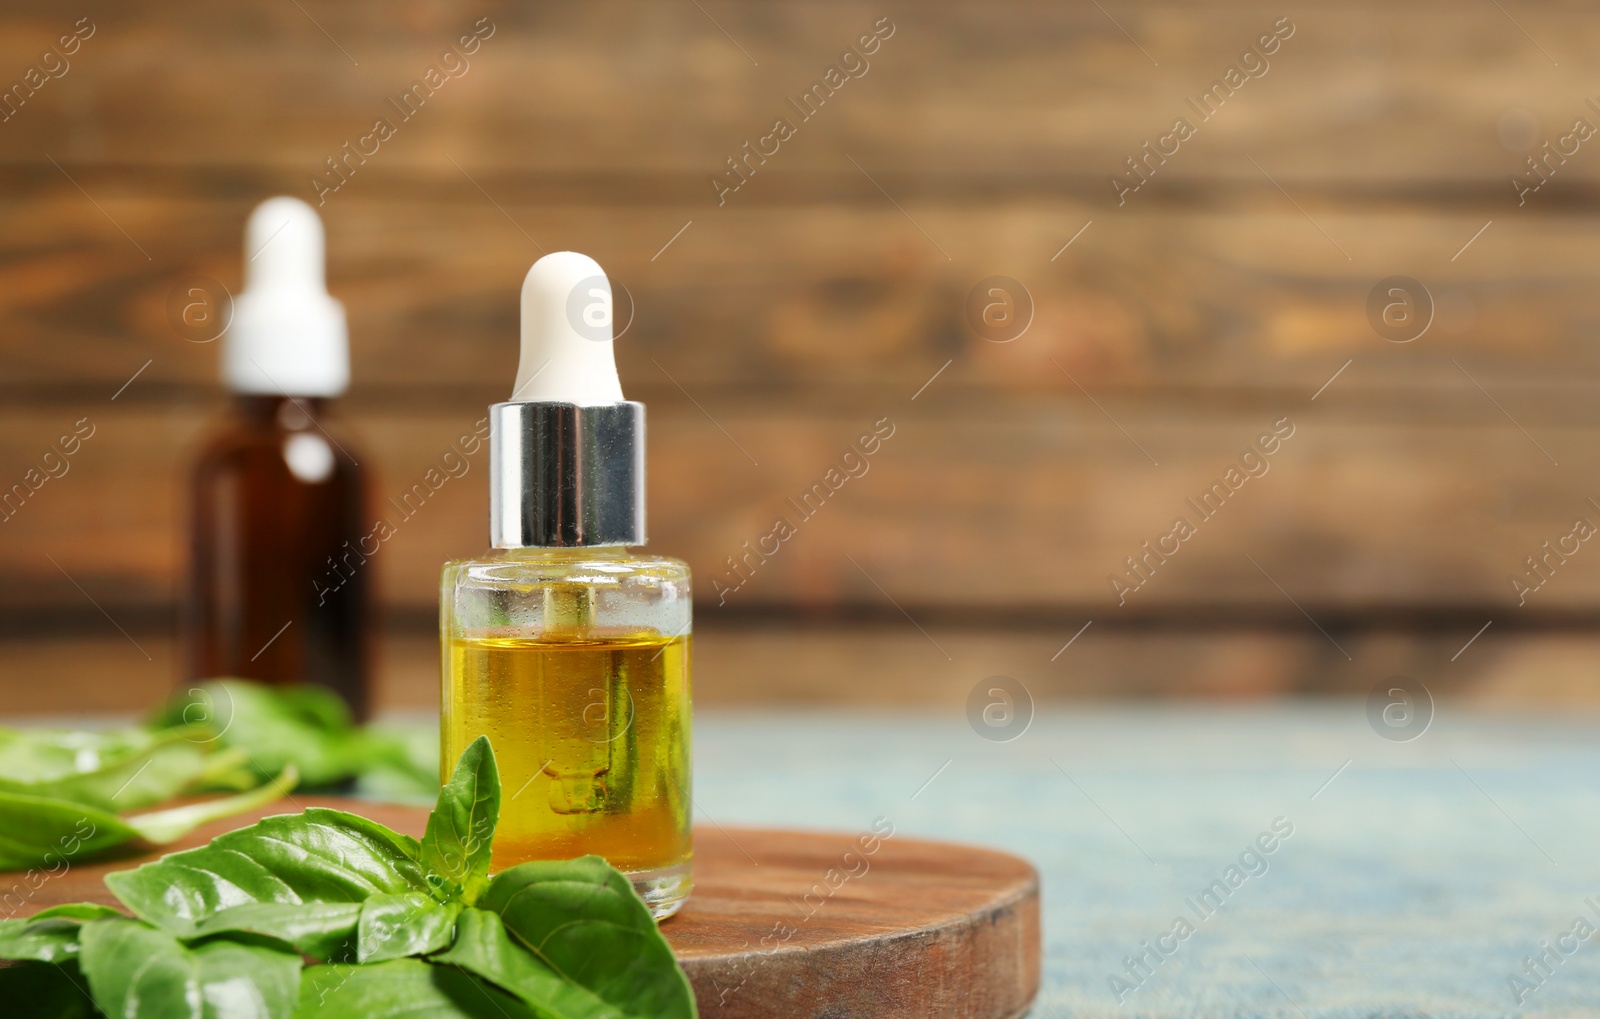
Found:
<box><xmin>222</xmin><ymin>196</ymin><xmax>350</xmax><ymax>397</ymax></box>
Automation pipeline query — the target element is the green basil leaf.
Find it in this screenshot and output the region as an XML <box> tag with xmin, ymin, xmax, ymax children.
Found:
<box><xmin>190</xmin><ymin>902</ymin><xmax>363</xmax><ymax>963</ymax></box>
<box><xmin>270</xmin><ymin>682</ymin><xmax>354</xmax><ymax>732</ymax></box>
<box><xmin>194</xmin><ymin>747</ymin><xmax>260</xmax><ymax>792</ymax></box>
<box><xmin>0</xmin><ymin>766</ymin><xmax>299</xmax><ymax>871</ymax></box>
<box><xmin>478</xmin><ymin>857</ymin><xmax>695</xmax><ymax>1019</ymax></box>
<box><xmin>356</xmin><ymin>724</ymin><xmax>440</xmax><ymax>805</ymax></box>
<box><xmin>106</xmin><ymin>807</ymin><xmax>427</xmax><ymax>944</ymax></box>
<box><xmin>295</xmin><ymin>959</ymin><xmax>538</xmax><ymax>1018</ymax></box>
<box><xmin>435</xmin><ymin>908</ymin><xmax>626</xmax><ymax>1019</ymax></box>
<box><xmin>0</xmin><ymin>727</ymin><xmax>212</xmax><ymax>812</ymax></box>
<box><xmin>123</xmin><ymin>765</ymin><xmax>298</xmax><ymax>844</ymax></box>
<box><xmin>20</xmin><ymin>734</ymin><xmax>207</xmax><ymax>813</ymax></box>
<box><xmin>421</xmin><ymin>735</ymin><xmax>498</xmax><ymax>903</ymax></box>
<box><xmin>79</xmin><ymin>917</ymin><xmax>301</xmax><ymax>1019</ymax></box>
<box><xmin>0</xmin><ymin>792</ymin><xmax>139</xmax><ymax>870</ymax></box>
<box><xmin>30</xmin><ymin>903</ymin><xmax>127</xmax><ymax>922</ymax></box>
<box><xmin>357</xmin><ymin>891</ymin><xmax>462</xmax><ymax>963</ymax></box>
<box><xmin>0</xmin><ymin>918</ymin><xmax>82</xmax><ymax>963</ymax></box>
<box><xmin>151</xmin><ymin>680</ymin><xmax>358</xmax><ymax>788</ymax></box>
<box><xmin>0</xmin><ymin>903</ymin><xmax>128</xmax><ymax>964</ymax></box>
<box><xmin>0</xmin><ymin>960</ymin><xmax>99</xmax><ymax>1018</ymax></box>
<box><xmin>0</xmin><ymin>726</ymin><xmax>159</xmax><ymax>784</ymax></box>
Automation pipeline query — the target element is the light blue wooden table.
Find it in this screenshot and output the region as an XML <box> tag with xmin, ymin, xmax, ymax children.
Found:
<box><xmin>691</xmin><ymin>703</ymin><xmax>1600</xmax><ymax>1018</ymax></box>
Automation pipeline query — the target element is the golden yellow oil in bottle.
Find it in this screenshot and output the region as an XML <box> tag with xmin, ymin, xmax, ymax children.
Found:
<box><xmin>441</xmin><ymin>629</ymin><xmax>692</xmax><ymax>876</ymax></box>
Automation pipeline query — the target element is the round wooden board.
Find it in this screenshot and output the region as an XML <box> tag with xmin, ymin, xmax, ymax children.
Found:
<box><xmin>15</xmin><ymin>796</ymin><xmax>1041</xmax><ymax>1019</ymax></box>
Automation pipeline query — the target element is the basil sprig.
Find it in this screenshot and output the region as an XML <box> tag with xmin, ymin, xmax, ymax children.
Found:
<box><xmin>0</xmin><ymin>736</ymin><xmax>698</xmax><ymax>1019</ymax></box>
<box><xmin>146</xmin><ymin>679</ymin><xmax>439</xmax><ymax>797</ymax></box>
<box><xmin>0</xmin><ymin>761</ymin><xmax>299</xmax><ymax>873</ymax></box>
<box><xmin>0</xmin><ymin>679</ymin><xmax>441</xmax><ymax>871</ymax></box>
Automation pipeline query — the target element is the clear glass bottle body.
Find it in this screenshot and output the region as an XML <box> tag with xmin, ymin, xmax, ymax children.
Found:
<box><xmin>185</xmin><ymin>395</ymin><xmax>371</xmax><ymax>720</ymax></box>
<box><xmin>440</xmin><ymin>546</ymin><xmax>692</xmax><ymax>918</ymax></box>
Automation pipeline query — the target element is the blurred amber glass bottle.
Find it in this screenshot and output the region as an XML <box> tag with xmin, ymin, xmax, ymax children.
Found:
<box><xmin>186</xmin><ymin>395</ymin><xmax>370</xmax><ymax>717</ymax></box>
<box><xmin>183</xmin><ymin>197</ymin><xmax>372</xmax><ymax>719</ymax></box>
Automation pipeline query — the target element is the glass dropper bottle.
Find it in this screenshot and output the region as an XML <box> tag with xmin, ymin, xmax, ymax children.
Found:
<box><xmin>184</xmin><ymin>197</ymin><xmax>372</xmax><ymax>719</ymax></box>
<box><xmin>439</xmin><ymin>252</ymin><xmax>693</xmax><ymax>918</ymax></box>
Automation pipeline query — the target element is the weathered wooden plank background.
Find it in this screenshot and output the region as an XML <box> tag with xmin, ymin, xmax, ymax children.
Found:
<box><xmin>4</xmin><ymin>0</ymin><xmax>1600</xmax><ymax>709</ymax></box>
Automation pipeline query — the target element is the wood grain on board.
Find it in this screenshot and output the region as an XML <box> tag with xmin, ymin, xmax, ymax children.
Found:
<box><xmin>13</xmin><ymin>800</ymin><xmax>1041</xmax><ymax>1019</ymax></box>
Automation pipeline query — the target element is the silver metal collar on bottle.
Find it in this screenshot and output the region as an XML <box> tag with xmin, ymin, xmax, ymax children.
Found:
<box><xmin>488</xmin><ymin>401</ymin><xmax>645</xmax><ymax>548</ymax></box>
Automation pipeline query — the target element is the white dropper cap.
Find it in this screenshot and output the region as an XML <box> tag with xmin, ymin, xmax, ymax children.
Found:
<box><xmin>222</xmin><ymin>197</ymin><xmax>350</xmax><ymax>397</ymax></box>
<box><xmin>512</xmin><ymin>251</ymin><xmax>625</xmax><ymax>404</ymax></box>
<box><xmin>488</xmin><ymin>251</ymin><xmax>643</xmax><ymax>547</ymax></box>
